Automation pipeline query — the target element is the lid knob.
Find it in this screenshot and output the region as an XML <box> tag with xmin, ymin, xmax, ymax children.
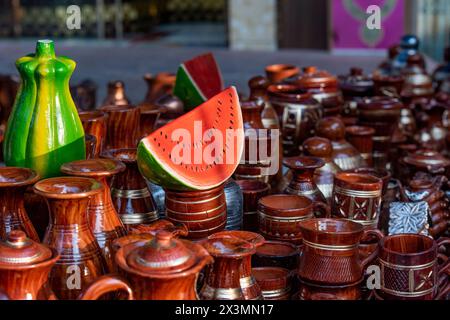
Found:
<box><xmin>6</xmin><ymin>231</ymin><xmax>28</xmax><ymax>247</ymax></box>
<box><xmin>155</xmin><ymin>230</ymin><xmax>174</xmax><ymax>247</ymax></box>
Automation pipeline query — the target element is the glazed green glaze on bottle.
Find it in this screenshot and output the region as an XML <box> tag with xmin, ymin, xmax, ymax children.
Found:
<box><xmin>3</xmin><ymin>40</ymin><xmax>86</xmax><ymax>178</ymax></box>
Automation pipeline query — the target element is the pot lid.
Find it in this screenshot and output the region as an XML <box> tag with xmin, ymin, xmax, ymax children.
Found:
<box><xmin>339</xmin><ymin>68</ymin><xmax>374</xmax><ymax>92</ymax></box>
<box><xmin>125</xmin><ymin>230</ymin><xmax>200</xmax><ymax>274</ymax></box>
<box><xmin>403</xmin><ymin>149</ymin><xmax>450</xmax><ymax>168</ymax></box>
<box><xmin>201</xmin><ymin>236</ymin><xmax>255</xmax><ymax>258</ymax></box>
<box><xmin>0</xmin><ymin>231</ymin><xmax>53</xmax><ymax>266</ymax></box>
<box><xmin>295</xmin><ymin>66</ymin><xmax>337</xmax><ymax>89</ymax></box>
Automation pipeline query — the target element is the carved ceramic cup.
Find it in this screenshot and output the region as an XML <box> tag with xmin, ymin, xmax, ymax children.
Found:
<box><xmin>332</xmin><ymin>173</ymin><xmax>383</xmax><ymax>229</ymax></box>
<box><xmin>235</xmin><ymin>180</ymin><xmax>271</xmax><ymax>232</ymax></box>
<box><xmin>258</xmin><ymin>194</ymin><xmax>329</xmax><ymax>244</ymax></box>
<box><xmin>298</xmin><ymin>218</ymin><xmax>383</xmax><ymax>285</ymax></box>
<box><xmin>377</xmin><ymin>234</ymin><xmax>450</xmax><ymax>300</ymax></box>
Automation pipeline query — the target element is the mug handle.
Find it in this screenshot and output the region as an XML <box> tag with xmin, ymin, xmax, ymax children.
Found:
<box><xmin>360</xmin><ymin>229</ymin><xmax>384</xmax><ymax>270</ymax></box>
<box><xmin>435</xmin><ymin>255</ymin><xmax>450</xmax><ymax>301</ymax></box>
<box><xmin>313</xmin><ymin>201</ymin><xmax>331</xmax><ymax>218</ymax></box>
<box><xmin>78</xmin><ymin>274</ymin><xmax>134</xmax><ymax>300</ymax></box>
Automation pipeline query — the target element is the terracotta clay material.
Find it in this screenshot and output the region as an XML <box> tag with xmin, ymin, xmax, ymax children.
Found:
<box><xmin>235</xmin><ymin>180</ymin><xmax>271</xmax><ymax>232</ymax></box>
<box><xmin>265</xmin><ymin>64</ymin><xmax>299</xmax><ymax>83</ymax></box>
<box><xmin>0</xmin><ymin>167</ymin><xmax>40</xmax><ymax>241</ymax></box>
<box><xmin>347</xmin><ymin>167</ymin><xmax>391</xmax><ymax>196</ymax></box>
<box><xmin>61</xmin><ymin>159</ymin><xmax>127</xmax><ymax>273</ymax></box>
<box><xmin>253</xmin><ymin>240</ymin><xmax>300</xmax><ymax>271</ymax></box>
<box><xmin>84</xmin><ymin>134</ymin><xmax>97</xmax><ymax>159</ymax></box>
<box><xmin>345</xmin><ymin>125</ymin><xmax>375</xmax><ymax>166</ymax></box>
<box><xmin>78</xmin><ymin>110</ymin><xmax>108</xmax><ymax>157</ymax></box>
<box><xmin>102</xmin><ymin>80</ymin><xmax>130</xmax><ymax>107</ymax></box>
<box><xmin>253</xmin><ymin>267</ymin><xmax>292</xmax><ymax>300</ymax></box>
<box><xmin>143</xmin><ymin>72</ymin><xmax>176</xmax><ymax>103</ymax></box>
<box><xmin>101</xmin><ymin>105</ymin><xmax>140</xmax><ymax>150</ymax></box>
<box><xmin>378</xmin><ymin>234</ymin><xmax>450</xmax><ymax>300</ymax></box>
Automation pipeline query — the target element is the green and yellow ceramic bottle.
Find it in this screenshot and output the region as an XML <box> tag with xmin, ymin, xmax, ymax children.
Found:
<box><xmin>3</xmin><ymin>40</ymin><xmax>85</xmax><ymax>178</ymax></box>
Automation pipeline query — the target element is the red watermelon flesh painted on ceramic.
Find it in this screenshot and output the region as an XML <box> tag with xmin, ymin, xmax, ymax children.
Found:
<box><xmin>174</xmin><ymin>53</ymin><xmax>224</xmax><ymax>110</ymax></box>
<box><xmin>137</xmin><ymin>87</ymin><xmax>243</xmax><ymax>191</ymax></box>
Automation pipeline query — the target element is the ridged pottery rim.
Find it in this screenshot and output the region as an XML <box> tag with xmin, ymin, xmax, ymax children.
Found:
<box><xmin>61</xmin><ymin>158</ymin><xmax>126</xmax><ymax>177</ymax></box>
<box><xmin>78</xmin><ymin>110</ymin><xmax>107</xmax><ymax>122</ymax></box>
<box><xmin>334</xmin><ymin>173</ymin><xmax>382</xmax><ymax>191</ymax></box>
<box><xmin>33</xmin><ymin>177</ymin><xmax>104</xmax><ymax>199</ymax></box>
<box><xmin>101</xmin><ymin>148</ymin><xmax>137</xmax><ymax>163</ymax></box>
<box><xmin>379</xmin><ymin>234</ymin><xmax>437</xmax><ymax>265</ymax></box>
<box><xmin>0</xmin><ymin>167</ymin><xmax>40</xmax><ymax>187</ymax></box>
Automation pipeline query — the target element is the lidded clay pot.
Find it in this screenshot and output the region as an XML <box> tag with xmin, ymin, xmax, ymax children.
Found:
<box><xmin>403</xmin><ymin>149</ymin><xmax>450</xmax><ymax>178</ymax></box>
<box><xmin>115</xmin><ymin>230</ymin><xmax>212</xmax><ymax>300</ymax></box>
<box><xmin>316</xmin><ymin>117</ymin><xmax>364</xmax><ymax>170</ymax></box>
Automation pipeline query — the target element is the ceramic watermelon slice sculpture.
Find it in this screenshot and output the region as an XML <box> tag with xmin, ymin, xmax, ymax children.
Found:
<box><xmin>137</xmin><ymin>87</ymin><xmax>243</xmax><ymax>191</ymax></box>
<box><xmin>173</xmin><ymin>53</ymin><xmax>224</xmax><ymax>110</ymax></box>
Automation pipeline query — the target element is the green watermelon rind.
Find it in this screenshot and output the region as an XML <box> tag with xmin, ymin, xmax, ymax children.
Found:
<box><xmin>137</xmin><ymin>140</ymin><xmax>194</xmax><ymax>191</ymax></box>
<box><xmin>173</xmin><ymin>64</ymin><xmax>207</xmax><ymax>110</ymax></box>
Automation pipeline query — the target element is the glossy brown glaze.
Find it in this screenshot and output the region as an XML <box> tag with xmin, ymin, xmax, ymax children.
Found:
<box><xmin>357</xmin><ymin>96</ymin><xmax>403</xmax><ymax>170</ymax></box>
<box><xmin>115</xmin><ymin>230</ymin><xmax>212</xmax><ymax>300</ymax></box>
<box><xmin>267</xmin><ymin>84</ymin><xmax>322</xmax><ymax>156</ymax></box>
<box><xmin>165</xmin><ymin>185</ymin><xmax>227</xmax><ymax>239</ymax></box>
<box><xmin>101</xmin><ymin>105</ymin><xmax>140</xmax><ymax>149</ymax></box>
<box><xmin>248</xmin><ymin>76</ymin><xmax>279</xmax><ymax>130</ymax></box>
<box><xmin>78</xmin><ymin>110</ymin><xmax>108</xmax><ymax>157</ymax></box>
<box><xmin>253</xmin><ymin>240</ymin><xmax>300</xmax><ymax>271</ymax></box>
<box><xmin>297</xmin><ymin>278</ymin><xmax>363</xmax><ymax>300</ymax></box>
<box><xmin>84</xmin><ymin>134</ymin><xmax>97</xmax><ymax>159</ymax></box>
<box><xmin>102</xmin><ymin>148</ymin><xmax>158</xmax><ymax>228</ymax></box>
<box><xmin>316</xmin><ymin>117</ymin><xmax>364</xmax><ymax>170</ymax></box>
<box><xmin>61</xmin><ymin>159</ymin><xmax>127</xmax><ymax>273</ymax></box>
<box><xmin>372</xmin><ymin>74</ymin><xmax>404</xmax><ymax>97</ymax></box>
<box><xmin>33</xmin><ymin>177</ymin><xmax>108</xmax><ymax>300</ymax></box>
<box><xmin>209</xmin><ymin>231</ymin><xmax>265</xmax><ymax>300</ymax></box>
<box><xmin>298</xmin><ymin>218</ymin><xmax>383</xmax><ymax>285</ymax></box>
<box><xmin>348</xmin><ymin>167</ymin><xmax>391</xmax><ymax>196</ymax></box>
<box><xmin>138</xmin><ymin>103</ymin><xmax>165</xmax><ymax>138</ymax></box>
<box><xmin>0</xmin><ymin>167</ymin><xmax>39</xmax><ymax>241</ymax></box>
<box><xmin>378</xmin><ymin>234</ymin><xmax>450</xmax><ymax>300</ymax></box>
<box><xmin>258</xmin><ymin>194</ymin><xmax>324</xmax><ymax>244</ymax></box>
<box><xmin>235</xmin><ymin>180</ymin><xmax>270</xmax><ymax>232</ymax></box>
<box><xmin>200</xmin><ymin>235</ymin><xmax>255</xmax><ymax>300</ymax></box>
<box><xmin>339</xmin><ymin>67</ymin><xmax>374</xmax><ymax>117</ymax></box>
<box><xmin>403</xmin><ymin>149</ymin><xmax>450</xmax><ymax>178</ymax></box>
<box><xmin>302</xmin><ymin>137</ymin><xmax>341</xmax><ymax>202</ymax></box>
<box><xmin>265</xmin><ymin>64</ymin><xmax>299</xmax><ymax>83</ymax></box>
<box><xmin>332</xmin><ymin>173</ymin><xmax>383</xmax><ymax>229</ymax></box>
<box><xmin>143</xmin><ymin>72</ymin><xmax>176</xmax><ymax>103</ymax></box>
<box><xmin>253</xmin><ymin>267</ymin><xmax>292</xmax><ymax>300</ymax></box>
<box><xmin>345</xmin><ymin>125</ymin><xmax>375</xmax><ymax>166</ymax></box>
<box><xmin>71</xmin><ymin>79</ymin><xmax>97</xmax><ymax>111</ymax></box>
<box><xmin>283</xmin><ymin>156</ymin><xmax>329</xmax><ymax>216</ymax></box>
<box><xmin>102</xmin><ymin>80</ymin><xmax>130</xmax><ymax>107</ymax></box>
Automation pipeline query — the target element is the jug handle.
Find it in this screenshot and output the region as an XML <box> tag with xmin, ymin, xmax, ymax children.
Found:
<box><xmin>78</xmin><ymin>274</ymin><xmax>134</xmax><ymax>300</ymax></box>
<box><xmin>360</xmin><ymin>229</ymin><xmax>384</xmax><ymax>270</ymax></box>
<box><xmin>313</xmin><ymin>201</ymin><xmax>331</xmax><ymax>218</ymax></box>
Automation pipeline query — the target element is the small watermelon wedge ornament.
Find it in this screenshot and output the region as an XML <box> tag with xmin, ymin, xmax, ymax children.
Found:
<box><xmin>3</xmin><ymin>40</ymin><xmax>85</xmax><ymax>178</ymax></box>
<box><xmin>173</xmin><ymin>53</ymin><xmax>224</xmax><ymax>110</ymax></box>
<box><xmin>137</xmin><ymin>87</ymin><xmax>243</xmax><ymax>191</ymax></box>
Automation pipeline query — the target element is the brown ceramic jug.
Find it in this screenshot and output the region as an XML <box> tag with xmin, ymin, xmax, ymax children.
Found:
<box><xmin>115</xmin><ymin>230</ymin><xmax>212</xmax><ymax>300</ymax></box>
<box><xmin>143</xmin><ymin>72</ymin><xmax>176</xmax><ymax>103</ymax></box>
<box><xmin>208</xmin><ymin>230</ymin><xmax>265</xmax><ymax>300</ymax></box>
<box><xmin>316</xmin><ymin>117</ymin><xmax>365</xmax><ymax>170</ymax></box>
<box><xmin>33</xmin><ymin>177</ymin><xmax>109</xmax><ymax>300</ymax></box>
<box><xmin>102</xmin><ymin>148</ymin><xmax>158</xmax><ymax>228</ymax></box>
<box><xmin>102</xmin><ymin>80</ymin><xmax>130</xmax><ymax>107</ymax></box>
<box><xmin>0</xmin><ymin>230</ymin><xmax>132</xmax><ymax>300</ymax></box>
<box><xmin>200</xmin><ymin>235</ymin><xmax>255</xmax><ymax>300</ymax></box>
<box><xmin>302</xmin><ymin>137</ymin><xmax>341</xmax><ymax>203</ymax></box>
<box><xmin>61</xmin><ymin>159</ymin><xmax>127</xmax><ymax>273</ymax></box>
<box><xmin>0</xmin><ymin>167</ymin><xmax>39</xmax><ymax>241</ymax></box>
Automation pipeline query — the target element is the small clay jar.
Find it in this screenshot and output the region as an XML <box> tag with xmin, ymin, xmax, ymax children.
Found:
<box><xmin>265</xmin><ymin>64</ymin><xmax>299</xmax><ymax>84</ymax></box>
<box><xmin>235</xmin><ymin>180</ymin><xmax>271</xmax><ymax>232</ymax></box>
<box><xmin>403</xmin><ymin>149</ymin><xmax>450</xmax><ymax>179</ymax></box>
<box><xmin>143</xmin><ymin>72</ymin><xmax>176</xmax><ymax>103</ymax></box>
<box><xmin>78</xmin><ymin>110</ymin><xmax>108</xmax><ymax>157</ymax></box>
<box><xmin>282</xmin><ymin>156</ymin><xmax>329</xmax><ymax>217</ymax></box>
<box><xmin>209</xmin><ymin>231</ymin><xmax>265</xmax><ymax>300</ymax></box>
<box><xmin>102</xmin><ymin>80</ymin><xmax>130</xmax><ymax>107</ymax></box>
<box><xmin>302</xmin><ymin>137</ymin><xmax>341</xmax><ymax>203</ymax></box>
<box><xmin>0</xmin><ymin>167</ymin><xmax>40</xmax><ymax>241</ymax></box>
<box><xmin>101</xmin><ymin>148</ymin><xmax>158</xmax><ymax>228</ymax></box>
<box><xmin>253</xmin><ymin>267</ymin><xmax>292</xmax><ymax>300</ymax></box>
<box><xmin>200</xmin><ymin>236</ymin><xmax>255</xmax><ymax>300</ymax></box>
<box><xmin>339</xmin><ymin>67</ymin><xmax>374</xmax><ymax>117</ymax></box>
<box><xmin>257</xmin><ymin>194</ymin><xmax>328</xmax><ymax>244</ymax></box>
<box><xmin>248</xmin><ymin>75</ymin><xmax>280</xmax><ymax>130</ymax></box>
<box><xmin>267</xmin><ymin>84</ymin><xmax>322</xmax><ymax>156</ymax></box>
<box><xmin>316</xmin><ymin>117</ymin><xmax>364</xmax><ymax>170</ymax></box>
<box><xmin>345</xmin><ymin>125</ymin><xmax>375</xmax><ymax>166</ymax></box>
<box><xmin>291</xmin><ymin>66</ymin><xmax>344</xmax><ymax>117</ymax></box>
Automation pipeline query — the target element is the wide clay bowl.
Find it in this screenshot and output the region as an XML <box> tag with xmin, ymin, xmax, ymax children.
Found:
<box><xmin>283</xmin><ymin>156</ymin><xmax>325</xmax><ymax>170</ymax></box>
<box><xmin>61</xmin><ymin>159</ymin><xmax>126</xmax><ymax>178</ymax></box>
<box><xmin>101</xmin><ymin>148</ymin><xmax>137</xmax><ymax>163</ymax></box>
<box><xmin>298</xmin><ymin>218</ymin><xmax>364</xmax><ymax>246</ymax></box>
<box><xmin>0</xmin><ymin>167</ymin><xmax>39</xmax><ymax>187</ymax></box>
<box><xmin>33</xmin><ymin>177</ymin><xmax>103</xmax><ymax>199</ymax></box>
